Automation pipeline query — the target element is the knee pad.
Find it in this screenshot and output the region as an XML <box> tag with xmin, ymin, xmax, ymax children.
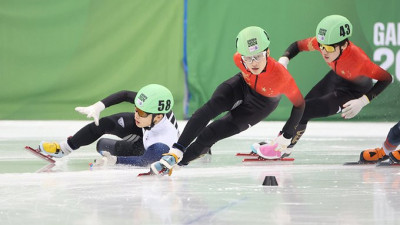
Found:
<box><xmin>116</xmin><ymin>137</ymin><xmax>145</xmax><ymax>156</ymax></box>
<box><xmin>96</xmin><ymin>138</ymin><xmax>118</xmax><ymax>155</ymax></box>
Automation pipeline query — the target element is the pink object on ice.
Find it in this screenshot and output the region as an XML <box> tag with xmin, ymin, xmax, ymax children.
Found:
<box><xmin>257</xmin><ymin>143</ymin><xmax>281</xmax><ymax>159</ymax></box>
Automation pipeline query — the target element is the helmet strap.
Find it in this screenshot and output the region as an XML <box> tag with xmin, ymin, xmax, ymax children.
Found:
<box><xmin>260</xmin><ymin>48</ymin><xmax>269</xmax><ymax>73</ymax></box>
<box><xmin>150</xmin><ymin>114</ymin><xmax>156</xmax><ymax>128</ymax></box>
<box><xmin>145</xmin><ymin>114</ymin><xmax>163</xmax><ymax>130</ymax></box>
<box><xmin>333</xmin><ymin>40</ymin><xmax>348</xmax><ymax>62</ymax></box>
<box><xmin>143</xmin><ymin>114</ymin><xmax>156</xmax><ymax>130</ymax></box>
<box><xmin>332</xmin><ymin>48</ymin><xmax>342</xmax><ymax>62</ymax></box>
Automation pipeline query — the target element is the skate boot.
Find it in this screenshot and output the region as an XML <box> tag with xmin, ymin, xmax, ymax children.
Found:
<box><xmin>256</xmin><ymin>143</ymin><xmax>293</xmax><ymax>159</ymax></box>
<box><xmin>389</xmin><ymin>150</ymin><xmax>400</xmax><ymax>164</ymax></box>
<box><xmin>150</xmin><ymin>146</ymin><xmax>183</xmax><ymax>176</ymax></box>
<box><xmin>251</xmin><ymin>141</ymin><xmax>267</xmax><ymax>155</ymax></box>
<box><xmin>359</xmin><ymin>147</ymin><xmax>388</xmax><ymax>163</ymax></box>
<box><xmin>39</xmin><ymin>141</ymin><xmax>72</xmax><ymax>158</ymax></box>
<box><xmin>150</xmin><ymin>161</ymin><xmax>172</xmax><ymax>176</ymax></box>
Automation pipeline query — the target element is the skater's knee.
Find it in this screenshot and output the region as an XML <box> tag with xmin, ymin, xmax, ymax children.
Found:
<box><xmin>140</xmin><ymin>143</ymin><xmax>170</xmax><ymax>165</ymax></box>
<box><xmin>96</xmin><ymin>138</ymin><xmax>118</xmax><ymax>155</ymax></box>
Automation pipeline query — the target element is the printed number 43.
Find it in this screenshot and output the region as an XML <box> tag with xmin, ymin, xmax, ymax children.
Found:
<box><xmin>340</xmin><ymin>24</ymin><xmax>351</xmax><ymax>37</ymax></box>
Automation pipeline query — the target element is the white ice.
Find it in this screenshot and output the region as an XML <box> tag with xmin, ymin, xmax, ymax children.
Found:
<box><xmin>0</xmin><ymin>120</ymin><xmax>399</xmax><ymax>225</ymax></box>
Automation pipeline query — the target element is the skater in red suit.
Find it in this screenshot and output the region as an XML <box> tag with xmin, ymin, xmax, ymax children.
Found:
<box><xmin>150</xmin><ymin>26</ymin><xmax>305</xmax><ymax>175</ymax></box>
<box><xmin>274</xmin><ymin>15</ymin><xmax>392</xmax><ymax>154</ymax></box>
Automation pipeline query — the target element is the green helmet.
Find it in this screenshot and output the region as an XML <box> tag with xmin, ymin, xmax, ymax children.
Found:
<box><xmin>134</xmin><ymin>84</ymin><xmax>174</xmax><ymax>114</ymax></box>
<box><xmin>236</xmin><ymin>26</ymin><xmax>270</xmax><ymax>56</ymax></box>
<box><xmin>316</xmin><ymin>15</ymin><xmax>352</xmax><ymax>45</ymax></box>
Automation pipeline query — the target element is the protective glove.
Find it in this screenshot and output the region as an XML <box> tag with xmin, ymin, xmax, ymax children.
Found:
<box><xmin>278</xmin><ymin>56</ymin><xmax>289</xmax><ymax>69</ymax></box>
<box><xmin>341</xmin><ymin>95</ymin><xmax>369</xmax><ymax>119</ymax></box>
<box><xmin>257</xmin><ymin>135</ymin><xmax>291</xmax><ymax>159</ymax></box>
<box><xmin>273</xmin><ymin>135</ymin><xmax>291</xmax><ymax>152</ymax></box>
<box><xmin>75</xmin><ymin>101</ymin><xmax>106</xmax><ymax>126</ymax></box>
<box><xmin>150</xmin><ymin>146</ymin><xmax>183</xmax><ymax>176</ymax></box>
<box><xmin>93</xmin><ymin>151</ymin><xmax>117</xmax><ymax>167</ymax></box>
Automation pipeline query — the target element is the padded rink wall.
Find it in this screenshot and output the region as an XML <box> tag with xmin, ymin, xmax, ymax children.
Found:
<box><xmin>0</xmin><ymin>0</ymin><xmax>185</xmax><ymax>119</ymax></box>
<box><xmin>185</xmin><ymin>0</ymin><xmax>400</xmax><ymax>121</ymax></box>
<box><xmin>0</xmin><ymin>0</ymin><xmax>399</xmax><ymax>121</ymax></box>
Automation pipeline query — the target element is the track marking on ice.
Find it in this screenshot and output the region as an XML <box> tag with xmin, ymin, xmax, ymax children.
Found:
<box><xmin>183</xmin><ymin>197</ymin><xmax>247</xmax><ymax>225</ymax></box>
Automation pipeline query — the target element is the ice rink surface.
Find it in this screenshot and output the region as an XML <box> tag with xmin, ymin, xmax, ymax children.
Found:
<box><xmin>0</xmin><ymin>120</ymin><xmax>399</xmax><ymax>225</ymax></box>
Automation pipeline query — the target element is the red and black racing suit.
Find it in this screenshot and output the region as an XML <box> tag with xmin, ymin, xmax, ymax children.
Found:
<box><xmin>282</xmin><ymin>37</ymin><xmax>393</xmax><ymax>147</ymax></box>
<box><xmin>178</xmin><ymin>53</ymin><xmax>305</xmax><ymax>164</ymax></box>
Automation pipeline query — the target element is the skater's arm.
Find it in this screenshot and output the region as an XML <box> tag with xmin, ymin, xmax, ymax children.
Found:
<box><xmin>75</xmin><ymin>90</ymin><xmax>137</xmax><ymax>125</ymax></box>
<box><xmin>364</xmin><ymin>63</ymin><xmax>393</xmax><ymax>101</ymax></box>
<box><xmin>279</xmin><ymin>37</ymin><xmax>317</xmax><ymax>68</ymax></box>
<box><xmin>101</xmin><ymin>90</ymin><xmax>137</xmax><ymax>107</ymax></box>
<box><xmin>341</xmin><ymin>64</ymin><xmax>392</xmax><ymax>119</ymax></box>
<box><xmin>282</xmin><ymin>41</ymin><xmax>301</xmax><ymax>60</ymax></box>
<box><xmin>281</xmin><ymin>76</ymin><xmax>305</xmax><ymax>138</ymax></box>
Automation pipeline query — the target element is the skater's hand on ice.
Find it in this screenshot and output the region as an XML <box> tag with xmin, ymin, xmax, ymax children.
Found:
<box><xmin>341</xmin><ymin>95</ymin><xmax>369</xmax><ymax>119</ymax></box>
<box><xmin>271</xmin><ymin>135</ymin><xmax>291</xmax><ymax>152</ymax></box>
<box><xmin>75</xmin><ymin>101</ymin><xmax>105</xmax><ymax>126</ymax></box>
<box><xmin>93</xmin><ymin>151</ymin><xmax>117</xmax><ymax>167</ymax></box>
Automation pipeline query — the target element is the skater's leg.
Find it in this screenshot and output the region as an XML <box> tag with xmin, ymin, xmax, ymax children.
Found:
<box><xmin>117</xmin><ymin>143</ymin><xmax>169</xmax><ymax>166</ymax></box>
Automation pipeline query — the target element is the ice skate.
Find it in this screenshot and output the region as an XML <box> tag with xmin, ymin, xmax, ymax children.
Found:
<box><xmin>389</xmin><ymin>150</ymin><xmax>400</xmax><ymax>164</ymax></box>
<box><xmin>359</xmin><ymin>147</ymin><xmax>388</xmax><ymax>163</ymax></box>
<box><xmin>39</xmin><ymin>141</ymin><xmax>72</xmax><ymax>158</ymax></box>
<box><xmin>255</xmin><ymin>141</ymin><xmax>292</xmax><ymax>159</ymax></box>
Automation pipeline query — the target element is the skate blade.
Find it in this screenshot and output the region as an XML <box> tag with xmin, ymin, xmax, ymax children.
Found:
<box><xmin>138</xmin><ymin>167</ymin><xmax>170</xmax><ymax>177</ymax></box>
<box><xmin>236</xmin><ymin>152</ymin><xmax>258</xmax><ymax>157</ymax></box>
<box><xmin>24</xmin><ymin>146</ymin><xmax>56</xmax><ymax>164</ymax></box>
<box><xmin>377</xmin><ymin>161</ymin><xmax>400</xmax><ymax>167</ymax></box>
<box><xmin>137</xmin><ymin>171</ymin><xmax>154</xmax><ymax>177</ymax></box>
<box><xmin>242</xmin><ymin>157</ymin><xmax>294</xmax><ymax>162</ymax></box>
<box><xmin>343</xmin><ymin>161</ymin><xmax>376</xmax><ymax>166</ymax></box>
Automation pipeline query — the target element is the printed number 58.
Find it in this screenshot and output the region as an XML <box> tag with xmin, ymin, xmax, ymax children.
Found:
<box><xmin>158</xmin><ymin>100</ymin><xmax>171</xmax><ymax>111</ymax></box>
